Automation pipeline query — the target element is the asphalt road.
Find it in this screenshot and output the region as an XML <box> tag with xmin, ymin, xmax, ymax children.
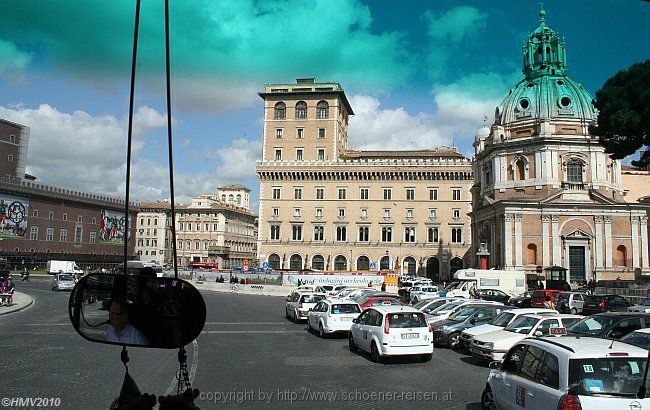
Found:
<box><xmin>2</xmin><ymin>278</ymin><xmax>491</xmax><ymax>409</ymax></box>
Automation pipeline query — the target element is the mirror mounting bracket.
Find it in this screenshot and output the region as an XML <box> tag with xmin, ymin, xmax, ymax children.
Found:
<box><xmin>121</xmin><ymin>346</ymin><xmax>130</xmax><ymax>372</ymax></box>
<box><xmin>176</xmin><ymin>347</ymin><xmax>193</xmax><ymax>398</ymax></box>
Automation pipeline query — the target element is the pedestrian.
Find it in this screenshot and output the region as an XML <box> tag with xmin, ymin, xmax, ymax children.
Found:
<box><xmin>469</xmin><ymin>283</ymin><xmax>478</xmax><ymax>299</ymax></box>
<box><xmin>543</xmin><ymin>295</ymin><xmax>553</xmax><ymax>309</ymax></box>
<box><xmin>381</xmin><ymin>282</ymin><xmax>386</xmax><ymax>292</ymax></box>
<box><xmin>368</xmin><ymin>281</ymin><xmax>373</xmax><ymax>288</ymax></box>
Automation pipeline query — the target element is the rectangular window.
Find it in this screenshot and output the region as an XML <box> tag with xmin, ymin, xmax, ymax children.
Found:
<box><xmin>336</xmin><ymin>226</ymin><xmax>347</xmax><ymax>241</ymax></box>
<box><xmin>360</xmin><ymin>188</ymin><xmax>369</xmax><ymax>200</ymax></box>
<box><xmin>178</xmin><ymin>222</ymin><xmax>184</xmax><ymax>231</ymax></box>
<box><xmin>78</xmin><ymin>216</ymin><xmax>83</xmax><ymax>222</ymax></box>
<box><xmin>272</xmin><ymin>208</ymin><xmax>279</xmax><ymax>217</ymax></box>
<box><xmin>406</xmin><ymin>189</ymin><xmax>415</xmax><ymax>200</ymax></box>
<box><xmin>297</xmin><ymin>128</ymin><xmax>304</xmax><ymax>139</ymax></box>
<box><xmin>75</xmin><ymin>227</ymin><xmax>82</xmax><ymax>244</ymax></box>
<box><xmin>429</xmin><ymin>189</ymin><xmax>438</xmax><ymax>201</ymax></box>
<box><xmin>7</xmin><ymin>154</ymin><xmax>14</xmax><ymax>163</ymax></box>
<box><xmin>313</xmin><ymin>226</ymin><xmax>324</xmax><ymax>241</ymax></box>
<box><xmin>315</xmin><ymin>208</ymin><xmax>323</xmax><ymax>218</ymax></box>
<box><xmin>451</xmin><ymin>227</ymin><xmax>462</xmax><ymax>243</ymax></box>
<box><xmin>316</xmin><ymin>188</ymin><xmax>324</xmax><ymax>200</ymax></box>
<box><xmin>381</xmin><ymin>227</ymin><xmax>392</xmax><ymax>242</ymax></box>
<box><xmin>270</xmin><ymin>225</ymin><xmax>280</xmax><ymax>240</ymax></box>
<box><xmin>294</xmin><ymin>188</ymin><xmax>302</xmax><ymax>200</ymax></box>
<box><xmin>275</xmin><ymin>129</ymin><xmax>283</xmax><ymax>139</ymax></box>
<box><xmin>9</xmin><ymin>135</ymin><xmax>15</xmax><ymax>143</ymax></box>
<box><xmin>272</xmin><ymin>188</ymin><xmax>281</xmax><ymax>199</ymax></box>
<box><xmin>275</xmin><ymin>149</ymin><xmax>282</xmax><ymax>160</ymax></box>
<box><xmin>428</xmin><ymin>227</ymin><xmax>439</xmax><ymax>243</ymax></box>
<box><xmin>452</xmin><ymin>188</ymin><xmax>462</xmax><ymax>201</ymax></box>
<box><xmin>404</xmin><ymin>227</ymin><xmax>416</xmax><ymax>243</ymax></box>
<box><xmin>33</xmin><ymin>209</ymin><xmax>39</xmax><ymax>218</ymax></box>
<box><xmin>205</xmin><ymin>223</ymin><xmax>209</xmax><ymax>231</ymax></box>
<box><xmin>49</xmin><ymin>212</ymin><xmax>54</xmax><ymax>220</ymax></box>
<box><xmin>338</xmin><ymin>188</ymin><xmax>346</xmax><ymax>200</ymax></box>
<box><xmin>406</xmin><ymin>209</ymin><xmax>414</xmax><ymax>218</ymax></box>
<box><xmin>429</xmin><ymin>209</ymin><xmax>437</xmax><ymax>219</ymax></box>
<box><xmin>360</xmin><ymin>209</ymin><xmax>368</xmax><ymax>219</ymax></box>
<box><xmin>317</xmin><ymin>149</ymin><xmax>325</xmax><ymax>160</ymax></box>
<box><xmin>187</xmin><ymin>223</ymin><xmax>192</xmax><ymax>231</ymax></box>
<box><xmin>453</xmin><ymin>209</ymin><xmax>461</xmax><ymax>219</ymax></box>
<box><xmin>292</xmin><ymin>225</ymin><xmax>302</xmax><ymax>241</ymax></box>
<box><xmin>46</xmin><ymin>227</ymin><xmax>54</xmax><ymax>241</ymax></box>
<box><xmin>213</xmin><ymin>223</ymin><xmax>218</xmax><ymax>231</ymax></box>
<box><xmin>296</xmin><ymin>149</ymin><xmax>303</xmax><ymax>160</ymax></box>
<box><xmin>62</xmin><ymin>213</ymin><xmax>68</xmax><ymax>221</ymax></box>
<box><xmin>29</xmin><ymin>226</ymin><xmax>38</xmax><ymax>240</ymax></box>
<box><xmin>294</xmin><ymin>208</ymin><xmax>301</xmax><ymax>217</ymax></box>
<box><xmin>383</xmin><ymin>209</ymin><xmax>391</xmax><ymax>218</ymax></box>
<box><xmin>358</xmin><ymin>226</ymin><xmax>369</xmax><ymax>242</ymax></box>
<box><xmin>318</xmin><ymin>128</ymin><xmax>325</xmax><ymax>138</ymax></box>
<box><xmin>383</xmin><ymin>188</ymin><xmax>392</xmax><ymax>200</ymax></box>
<box><xmin>89</xmin><ymin>231</ymin><xmax>96</xmax><ymax>244</ymax></box>
<box><xmin>195</xmin><ymin>222</ymin><xmax>200</xmax><ymax>231</ymax></box>
<box><xmin>338</xmin><ymin>208</ymin><xmax>345</xmax><ymax>218</ymax></box>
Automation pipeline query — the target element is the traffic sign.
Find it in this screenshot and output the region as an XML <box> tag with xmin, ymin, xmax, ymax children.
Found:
<box><xmin>262</xmin><ymin>261</ymin><xmax>269</xmax><ymax>269</ymax></box>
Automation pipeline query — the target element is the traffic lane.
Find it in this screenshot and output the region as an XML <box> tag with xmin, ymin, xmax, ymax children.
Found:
<box><xmin>195</xmin><ymin>292</ymin><xmax>490</xmax><ymax>409</ymax></box>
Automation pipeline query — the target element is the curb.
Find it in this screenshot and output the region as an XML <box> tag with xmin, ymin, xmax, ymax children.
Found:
<box><xmin>0</xmin><ymin>292</ymin><xmax>35</xmax><ymax>316</ymax></box>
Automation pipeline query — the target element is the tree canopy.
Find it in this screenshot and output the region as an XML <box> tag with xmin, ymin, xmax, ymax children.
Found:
<box><xmin>591</xmin><ymin>59</ymin><xmax>650</xmax><ymax>165</ymax></box>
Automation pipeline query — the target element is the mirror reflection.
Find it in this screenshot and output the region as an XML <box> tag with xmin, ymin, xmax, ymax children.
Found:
<box><xmin>69</xmin><ymin>273</ymin><xmax>206</xmax><ymax>349</ymax></box>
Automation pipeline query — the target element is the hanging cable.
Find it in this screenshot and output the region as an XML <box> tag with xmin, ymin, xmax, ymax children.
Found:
<box><xmin>122</xmin><ymin>0</ymin><xmax>141</xmax><ymax>270</ymax></box>
<box><xmin>165</xmin><ymin>0</ymin><xmax>179</xmax><ymax>280</ymax></box>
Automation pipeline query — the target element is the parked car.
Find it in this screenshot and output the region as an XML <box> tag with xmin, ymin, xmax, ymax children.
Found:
<box><xmin>287</xmin><ymin>285</ymin><xmax>325</xmax><ymax>297</ymax></box>
<box><xmin>568</xmin><ymin>312</ymin><xmax>649</xmax><ymax>340</ymax></box>
<box><xmin>357</xmin><ymin>295</ymin><xmax>405</xmax><ymax>311</ymax></box>
<box><xmin>481</xmin><ymin>336</ymin><xmax>650</xmax><ymax>409</ymax></box>
<box><xmin>620</xmin><ymin>328</ymin><xmax>650</xmax><ymax>349</ymax></box>
<box><xmin>505</xmin><ymin>291</ymin><xmax>533</xmax><ymax>308</ymax></box>
<box><xmin>530</xmin><ymin>289</ymin><xmax>564</xmax><ymax>308</ymax></box>
<box><xmin>307</xmin><ymin>299</ymin><xmax>361</xmax><ymax>337</ymax></box>
<box><xmin>321</xmin><ymin>285</ymin><xmax>348</xmax><ymax>296</ymax></box>
<box><xmin>348</xmin><ymin>305</ymin><xmax>433</xmax><ymax>362</ymax></box>
<box><xmin>476</xmin><ymin>288</ymin><xmax>511</xmax><ymax>304</ymax></box>
<box><xmin>426</xmin><ymin>300</ymin><xmax>503</xmax><ymax>326</ymax></box>
<box><xmin>469</xmin><ymin>313</ymin><xmax>583</xmax><ymax>361</ymax></box>
<box><xmin>332</xmin><ymin>287</ymin><xmax>364</xmax><ymax>299</ymax></box>
<box><xmin>581</xmin><ymin>294</ymin><xmax>632</xmax><ymax>315</ymax></box>
<box><xmin>431</xmin><ymin>304</ymin><xmax>507</xmax><ymax>349</ymax></box>
<box><xmin>627</xmin><ymin>297</ymin><xmax>650</xmax><ymax>313</ymax></box>
<box><xmin>285</xmin><ymin>291</ymin><xmax>327</xmax><ymax>322</ymax></box>
<box><xmin>412</xmin><ymin>297</ymin><xmax>463</xmax><ymax>314</ymax></box>
<box><xmin>347</xmin><ymin>288</ymin><xmax>381</xmax><ymax>302</ymax></box>
<box><xmin>460</xmin><ymin>308</ymin><xmax>558</xmax><ymax>349</ymax></box>
<box><xmin>555</xmin><ymin>291</ymin><xmax>586</xmax><ymax>314</ymax></box>
<box><xmin>409</xmin><ymin>286</ymin><xmax>439</xmax><ymax>303</ymax></box>
<box><xmin>51</xmin><ymin>273</ymin><xmax>75</xmax><ymax>291</ymax></box>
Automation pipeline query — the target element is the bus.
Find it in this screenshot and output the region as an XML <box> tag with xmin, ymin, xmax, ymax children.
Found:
<box><xmin>188</xmin><ymin>262</ymin><xmax>219</xmax><ymax>269</ymax></box>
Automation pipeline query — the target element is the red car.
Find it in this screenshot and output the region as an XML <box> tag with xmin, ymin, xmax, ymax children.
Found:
<box><xmin>357</xmin><ymin>296</ymin><xmax>405</xmax><ymax>311</ymax></box>
<box><xmin>530</xmin><ymin>289</ymin><xmax>564</xmax><ymax>308</ymax></box>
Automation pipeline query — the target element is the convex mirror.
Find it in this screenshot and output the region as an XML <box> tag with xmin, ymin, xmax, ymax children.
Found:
<box><xmin>69</xmin><ymin>273</ymin><xmax>206</xmax><ymax>349</ymax></box>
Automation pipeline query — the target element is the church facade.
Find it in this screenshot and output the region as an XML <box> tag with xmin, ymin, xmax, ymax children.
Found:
<box><xmin>470</xmin><ymin>7</ymin><xmax>649</xmax><ymax>283</ymax></box>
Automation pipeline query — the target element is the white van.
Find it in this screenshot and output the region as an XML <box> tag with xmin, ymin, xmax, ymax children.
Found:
<box><xmin>445</xmin><ymin>269</ymin><xmax>526</xmax><ymax>299</ymax></box>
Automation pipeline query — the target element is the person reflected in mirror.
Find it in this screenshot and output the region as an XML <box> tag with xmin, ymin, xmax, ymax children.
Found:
<box><xmin>106</xmin><ymin>298</ymin><xmax>150</xmax><ymax>345</ymax></box>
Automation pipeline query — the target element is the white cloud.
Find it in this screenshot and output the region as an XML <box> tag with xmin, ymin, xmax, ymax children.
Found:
<box><xmin>213</xmin><ymin>138</ymin><xmax>263</xmax><ymax>181</ymax></box>
<box><xmin>131</xmin><ymin>106</ymin><xmax>170</xmax><ymax>137</ymax></box>
<box><xmin>0</xmin><ymin>39</ymin><xmax>31</xmax><ymax>79</ymax></box>
<box><xmin>179</xmin><ymin>138</ymin><xmax>191</xmax><ymax>148</ymax></box>
<box><xmin>169</xmin><ymin>78</ymin><xmax>259</xmax><ymax>113</ymax></box>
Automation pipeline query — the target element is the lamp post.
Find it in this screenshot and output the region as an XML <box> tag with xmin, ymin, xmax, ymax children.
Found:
<box><xmin>385</xmin><ymin>250</ymin><xmax>389</xmax><ymax>272</ymax></box>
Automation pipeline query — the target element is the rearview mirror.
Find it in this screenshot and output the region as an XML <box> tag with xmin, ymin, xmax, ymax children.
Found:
<box><xmin>488</xmin><ymin>361</ymin><xmax>501</xmax><ymax>369</ymax></box>
<box><xmin>609</xmin><ymin>330</ymin><xmax>623</xmax><ymax>339</ymax></box>
<box><xmin>534</xmin><ymin>331</ymin><xmax>543</xmax><ymax>337</ymax></box>
<box><xmin>68</xmin><ymin>273</ymin><xmax>206</xmax><ymax>349</ymax></box>
<box><xmin>352</xmin><ymin>318</ymin><xmax>358</xmax><ymax>324</ymax></box>
<box><xmin>469</xmin><ymin>318</ymin><xmax>476</xmax><ymax>324</ymax></box>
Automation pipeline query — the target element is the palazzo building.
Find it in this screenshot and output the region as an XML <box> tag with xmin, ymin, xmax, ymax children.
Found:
<box><xmin>256</xmin><ymin>78</ymin><xmax>473</xmax><ymax>280</ymax></box>
<box><xmin>470</xmin><ymin>7</ymin><xmax>649</xmax><ymax>283</ymax></box>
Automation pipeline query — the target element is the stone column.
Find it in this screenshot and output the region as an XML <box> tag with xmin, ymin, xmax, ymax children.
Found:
<box><xmin>594</xmin><ymin>216</ymin><xmax>603</xmax><ymax>269</ymax></box>
<box><xmin>551</xmin><ymin>215</ymin><xmax>560</xmax><ymax>265</ymax></box>
<box><xmin>514</xmin><ymin>214</ymin><xmax>523</xmax><ymax>268</ymax></box>
<box><xmin>604</xmin><ymin>216</ymin><xmax>612</xmax><ymax>268</ymax></box>
<box><xmin>632</xmin><ymin>216</ymin><xmax>640</xmax><ymax>268</ymax></box>
<box><xmin>504</xmin><ymin>214</ymin><xmax>513</xmax><ymax>268</ymax></box>
<box><xmin>542</xmin><ymin>216</ymin><xmax>550</xmax><ymax>266</ymax></box>
<box><xmin>641</xmin><ymin>216</ymin><xmax>649</xmax><ymax>269</ymax></box>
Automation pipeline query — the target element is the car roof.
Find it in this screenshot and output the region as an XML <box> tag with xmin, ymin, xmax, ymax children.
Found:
<box><xmin>323</xmin><ymin>298</ymin><xmax>359</xmax><ymax>305</ymax></box>
<box><xmin>519</xmin><ymin>313</ymin><xmax>582</xmax><ymax>320</ymax></box>
<box><xmin>512</xmin><ymin>308</ymin><xmax>558</xmax><ymax>314</ymax></box>
<box><xmin>526</xmin><ymin>336</ymin><xmax>649</xmax><ymax>359</ymax></box>
<box><xmin>589</xmin><ymin>312</ymin><xmax>649</xmax><ymax>318</ymax></box>
<box><xmin>370</xmin><ymin>305</ymin><xmax>420</xmax><ymax>314</ymax></box>
<box><xmin>630</xmin><ymin>328</ymin><xmax>650</xmax><ymax>334</ymax></box>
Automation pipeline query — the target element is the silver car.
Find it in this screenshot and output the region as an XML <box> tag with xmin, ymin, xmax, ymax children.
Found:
<box><xmin>51</xmin><ymin>273</ymin><xmax>75</xmax><ymax>291</ymax></box>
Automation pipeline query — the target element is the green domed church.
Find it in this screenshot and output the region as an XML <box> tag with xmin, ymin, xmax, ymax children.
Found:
<box><xmin>470</xmin><ymin>6</ymin><xmax>649</xmax><ymax>284</ymax></box>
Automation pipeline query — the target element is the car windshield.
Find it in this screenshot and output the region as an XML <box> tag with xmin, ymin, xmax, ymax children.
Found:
<box><xmin>337</xmin><ymin>289</ymin><xmax>355</xmax><ymax>298</ymax></box>
<box><xmin>58</xmin><ymin>274</ymin><xmax>73</xmax><ymax>281</ymax></box>
<box><xmin>490</xmin><ymin>312</ymin><xmax>515</xmax><ymax>327</ymax></box>
<box><xmin>504</xmin><ymin>316</ymin><xmax>540</xmax><ymax>334</ymax></box>
<box><xmin>445</xmin><ymin>281</ymin><xmax>460</xmax><ymax>290</ymax></box>
<box><xmin>422</xmin><ymin>287</ymin><xmax>437</xmax><ymax>292</ymax></box>
<box><xmin>422</xmin><ymin>300</ymin><xmax>449</xmax><ymax>314</ymax></box>
<box><xmin>321</xmin><ymin>285</ymin><xmax>334</xmax><ymax>291</ymax></box>
<box><xmin>431</xmin><ymin>302</ymin><xmax>462</xmax><ymax>315</ymax></box>
<box><xmin>558</xmin><ymin>293</ymin><xmax>570</xmax><ymax>300</ymax></box>
<box><xmin>568</xmin><ymin>316</ymin><xmax>618</xmax><ymax>335</ymax></box>
<box><xmin>301</xmin><ymin>295</ymin><xmax>325</xmax><ymax>303</ymax></box>
<box><xmin>448</xmin><ymin>306</ymin><xmax>479</xmax><ymax>322</ymax></box>
<box><xmin>532</xmin><ymin>291</ymin><xmax>546</xmax><ymax>298</ymax></box>
<box><xmin>569</xmin><ymin>358</ymin><xmax>648</xmax><ymax>397</ymax></box>
<box><xmin>638</xmin><ymin>298</ymin><xmax>650</xmax><ymax>306</ymax></box>
<box><xmin>412</xmin><ymin>299</ymin><xmax>434</xmax><ymax>309</ymax></box>
<box><xmin>331</xmin><ymin>304</ymin><xmax>360</xmax><ymax>314</ymax></box>
<box><xmin>387</xmin><ymin>313</ymin><xmax>427</xmax><ymax>328</ymax></box>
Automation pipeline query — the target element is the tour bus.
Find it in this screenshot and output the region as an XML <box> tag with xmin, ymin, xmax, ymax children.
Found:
<box><xmin>444</xmin><ymin>269</ymin><xmax>526</xmax><ymax>298</ymax></box>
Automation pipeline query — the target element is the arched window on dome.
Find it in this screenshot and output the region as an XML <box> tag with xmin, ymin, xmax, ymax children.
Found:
<box><xmin>274</xmin><ymin>102</ymin><xmax>286</xmax><ymax>119</ymax></box>
<box><xmin>616</xmin><ymin>245</ymin><xmax>628</xmax><ymax>267</ymax></box>
<box><xmin>545</xmin><ymin>46</ymin><xmax>551</xmax><ymax>61</ymax></box>
<box><xmin>509</xmin><ymin>156</ymin><xmax>529</xmax><ymax>181</ymax></box>
<box><xmin>516</xmin><ymin>160</ymin><xmax>526</xmax><ymax>181</ymax></box>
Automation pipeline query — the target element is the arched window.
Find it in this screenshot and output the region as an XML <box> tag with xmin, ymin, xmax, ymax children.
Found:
<box><xmin>616</xmin><ymin>245</ymin><xmax>628</xmax><ymax>267</ymax></box>
<box><xmin>295</xmin><ymin>101</ymin><xmax>307</xmax><ymax>119</ymax></box>
<box><xmin>567</xmin><ymin>161</ymin><xmax>583</xmax><ymax>183</ymax></box>
<box><xmin>228</xmin><ymin>194</ymin><xmax>234</xmax><ymax>202</ymax></box>
<box><xmin>516</xmin><ymin>159</ymin><xmax>526</xmax><ymax>180</ymax></box>
<box><xmin>450</xmin><ymin>257</ymin><xmax>463</xmax><ymax>275</ymax></box>
<box><xmin>428</xmin><ymin>228</ymin><xmax>439</xmax><ymax>243</ymax></box>
<box><xmin>336</xmin><ymin>226</ymin><xmax>347</xmax><ymax>241</ymax></box>
<box><xmin>404</xmin><ymin>257</ymin><xmax>416</xmax><ymax>275</ymax></box>
<box><xmin>290</xmin><ymin>254</ymin><xmax>303</xmax><ymax>270</ymax></box>
<box><xmin>527</xmin><ymin>244</ymin><xmax>538</xmax><ymax>265</ymax></box>
<box><xmin>312</xmin><ymin>255</ymin><xmax>325</xmax><ymax>270</ymax></box>
<box><xmin>236</xmin><ymin>194</ymin><xmax>241</xmax><ymax>205</ymax></box>
<box><xmin>274</xmin><ymin>102</ymin><xmax>286</xmax><ymax>119</ymax></box>
<box><xmin>380</xmin><ymin>255</ymin><xmax>390</xmax><ymax>271</ymax></box>
<box><xmin>357</xmin><ymin>256</ymin><xmax>370</xmax><ymax>271</ymax></box>
<box><xmin>334</xmin><ymin>256</ymin><xmax>347</xmax><ymax>271</ymax></box>
<box><xmin>221</xmin><ymin>194</ymin><xmax>226</xmax><ymax>202</ymax></box>
<box><xmin>316</xmin><ymin>101</ymin><xmax>329</xmax><ymax>119</ymax></box>
<box><xmin>268</xmin><ymin>254</ymin><xmax>281</xmax><ymax>270</ymax></box>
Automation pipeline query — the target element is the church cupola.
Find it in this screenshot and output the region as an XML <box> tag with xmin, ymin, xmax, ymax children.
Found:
<box><xmin>522</xmin><ymin>5</ymin><xmax>567</xmax><ymax>79</ymax></box>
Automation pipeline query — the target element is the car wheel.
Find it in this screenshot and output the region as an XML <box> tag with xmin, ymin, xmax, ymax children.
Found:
<box><xmin>348</xmin><ymin>334</ymin><xmax>358</xmax><ymax>353</ymax></box>
<box><xmin>318</xmin><ymin>323</ymin><xmax>328</xmax><ymax>338</ymax></box>
<box><xmin>370</xmin><ymin>342</ymin><xmax>382</xmax><ymax>363</ymax></box>
<box><xmin>293</xmin><ymin>310</ymin><xmax>298</xmax><ymax>323</ymax></box>
<box><xmin>448</xmin><ymin>332</ymin><xmax>461</xmax><ymax>350</ymax></box>
<box><xmin>481</xmin><ymin>386</ymin><xmax>497</xmax><ymax>410</ymax></box>
<box><xmin>421</xmin><ymin>353</ymin><xmax>433</xmax><ymax>362</ymax></box>
<box><xmin>570</xmin><ymin>307</ymin><xmax>577</xmax><ymax>315</ymax></box>
<box><xmin>286</xmin><ymin>309</ymin><xmax>290</xmax><ymax>320</ymax></box>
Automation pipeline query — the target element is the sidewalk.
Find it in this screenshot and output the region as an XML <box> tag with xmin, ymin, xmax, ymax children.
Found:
<box><xmin>0</xmin><ymin>291</ymin><xmax>34</xmax><ymax>315</ymax></box>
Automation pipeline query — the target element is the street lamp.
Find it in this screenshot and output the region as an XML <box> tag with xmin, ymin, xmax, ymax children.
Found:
<box><xmin>385</xmin><ymin>250</ymin><xmax>389</xmax><ymax>272</ymax></box>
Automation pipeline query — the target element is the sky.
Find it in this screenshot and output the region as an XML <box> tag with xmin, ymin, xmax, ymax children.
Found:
<box><xmin>1</xmin><ymin>0</ymin><xmax>649</xmax><ymax>211</ymax></box>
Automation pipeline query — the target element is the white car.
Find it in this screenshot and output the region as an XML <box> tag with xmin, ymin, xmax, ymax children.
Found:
<box><xmin>412</xmin><ymin>297</ymin><xmax>463</xmax><ymax>314</ymax></box>
<box><xmin>460</xmin><ymin>308</ymin><xmax>558</xmax><ymax>348</ymax></box>
<box><xmin>627</xmin><ymin>297</ymin><xmax>650</xmax><ymax>313</ymax></box>
<box><xmin>482</xmin><ymin>335</ymin><xmax>650</xmax><ymax>409</ymax></box>
<box><xmin>426</xmin><ymin>300</ymin><xmax>504</xmax><ymax>326</ymax></box>
<box><xmin>307</xmin><ymin>299</ymin><xmax>361</xmax><ymax>337</ymax></box>
<box><xmin>348</xmin><ymin>305</ymin><xmax>433</xmax><ymax>362</ymax></box>
<box><xmin>469</xmin><ymin>314</ymin><xmax>583</xmax><ymax>362</ymax></box>
<box><xmin>409</xmin><ymin>286</ymin><xmax>439</xmax><ymax>303</ymax></box>
<box><xmin>285</xmin><ymin>291</ymin><xmax>327</xmax><ymax>322</ymax></box>
<box><xmin>321</xmin><ymin>285</ymin><xmax>348</xmax><ymax>296</ymax></box>
<box><xmin>51</xmin><ymin>273</ymin><xmax>75</xmax><ymax>291</ymax></box>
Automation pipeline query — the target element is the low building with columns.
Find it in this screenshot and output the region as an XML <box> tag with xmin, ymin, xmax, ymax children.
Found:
<box><xmin>470</xmin><ymin>7</ymin><xmax>649</xmax><ymax>283</ymax></box>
